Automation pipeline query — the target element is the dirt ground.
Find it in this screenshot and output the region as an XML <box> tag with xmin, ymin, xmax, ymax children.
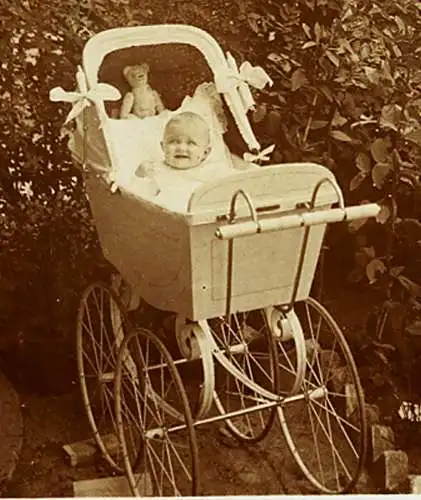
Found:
<box><xmin>1</xmin><ymin>285</ymin><xmax>383</xmax><ymax>497</ymax></box>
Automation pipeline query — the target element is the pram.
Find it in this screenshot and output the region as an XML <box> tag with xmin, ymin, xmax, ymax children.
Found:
<box><xmin>50</xmin><ymin>24</ymin><xmax>380</xmax><ymax>496</ymax></box>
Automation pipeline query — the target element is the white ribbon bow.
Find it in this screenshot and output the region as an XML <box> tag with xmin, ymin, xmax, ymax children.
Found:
<box><xmin>216</xmin><ymin>53</ymin><xmax>273</xmax><ymax>111</ymax></box>
<box><xmin>243</xmin><ymin>144</ymin><xmax>275</xmax><ymax>163</ymax></box>
<box><xmin>49</xmin><ymin>66</ymin><xmax>121</xmax><ymax>124</ymax></box>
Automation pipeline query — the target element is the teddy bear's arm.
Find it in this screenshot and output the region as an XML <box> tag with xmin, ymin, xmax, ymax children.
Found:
<box><xmin>120</xmin><ymin>91</ymin><xmax>135</xmax><ymax>119</ymax></box>
<box><xmin>153</xmin><ymin>91</ymin><xmax>165</xmax><ymax>114</ymax></box>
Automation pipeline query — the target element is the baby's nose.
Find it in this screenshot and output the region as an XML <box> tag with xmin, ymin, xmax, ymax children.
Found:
<box><xmin>176</xmin><ymin>142</ymin><xmax>188</xmax><ymax>152</ymax></box>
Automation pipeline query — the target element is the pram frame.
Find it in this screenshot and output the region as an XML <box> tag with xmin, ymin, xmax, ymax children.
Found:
<box><xmin>51</xmin><ymin>23</ymin><xmax>382</xmax><ymax>497</ymax></box>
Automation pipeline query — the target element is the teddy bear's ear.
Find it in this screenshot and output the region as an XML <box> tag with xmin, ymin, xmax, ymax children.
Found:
<box><xmin>123</xmin><ymin>65</ymin><xmax>133</xmax><ymax>79</ymax></box>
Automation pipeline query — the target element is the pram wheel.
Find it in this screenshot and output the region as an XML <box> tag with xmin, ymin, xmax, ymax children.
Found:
<box><xmin>277</xmin><ymin>297</ymin><xmax>367</xmax><ymax>493</ymax></box>
<box><xmin>114</xmin><ymin>327</ymin><xmax>199</xmax><ymax>496</ymax></box>
<box><xmin>76</xmin><ymin>282</ymin><xmax>130</xmax><ymax>471</ymax></box>
<box><xmin>208</xmin><ymin>310</ymin><xmax>279</xmax><ymax>443</ymax></box>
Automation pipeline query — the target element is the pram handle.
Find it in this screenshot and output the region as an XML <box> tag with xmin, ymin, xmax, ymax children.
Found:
<box><xmin>215</xmin><ymin>203</ymin><xmax>380</xmax><ymax>240</ymax></box>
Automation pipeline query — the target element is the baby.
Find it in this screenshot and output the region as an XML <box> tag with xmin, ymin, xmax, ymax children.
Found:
<box><xmin>133</xmin><ymin>111</ymin><xmax>215</xmax><ymax>202</ymax></box>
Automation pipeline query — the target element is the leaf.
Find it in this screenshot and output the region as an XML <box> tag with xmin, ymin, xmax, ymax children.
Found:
<box><xmin>350</xmin><ymin>171</ymin><xmax>366</xmax><ymax>191</ymax></box>
<box><xmin>391</xmin><ymin>44</ymin><xmax>402</xmax><ymax>58</ymax></box>
<box><xmin>380</xmin><ymin>104</ymin><xmax>402</xmax><ymax>131</ymax></box>
<box><xmin>330</xmin><ymin>130</ymin><xmax>353</xmax><ymax>142</ymax></box>
<box><xmin>406</xmin><ymin>320</ymin><xmax>421</xmax><ymax>336</ymax></box>
<box><xmin>314</xmin><ymin>22</ymin><xmax>321</xmax><ymax>43</ymax></box>
<box><xmin>302</xmin><ymin>41</ymin><xmax>317</xmax><ymax>49</ymax></box>
<box><xmin>302</xmin><ymin>23</ymin><xmax>312</xmax><ymax>39</ymax></box>
<box><xmin>366</xmin><ymin>258</ymin><xmax>387</xmax><ymax>284</ymax></box>
<box><xmin>247</xmin><ymin>13</ymin><xmax>262</xmax><ymax>34</ymax></box>
<box><xmin>331</xmin><ymin>110</ymin><xmax>347</xmax><ymax>128</ymax></box>
<box><xmin>397</xmin><ymin>275</ymin><xmax>421</xmax><ymax>298</ymax></box>
<box><xmin>364</xmin><ymin>66</ymin><xmax>379</xmax><ymax>85</ymax></box>
<box><xmin>356</xmin><ymin>152</ymin><xmax>371</xmax><ymax>173</ymax></box>
<box><xmin>370</xmin><ymin>138</ymin><xmax>390</xmax><ymax>163</ymax></box>
<box><xmin>267</xmin><ymin>52</ymin><xmax>283</xmax><ymax>64</ymax></box>
<box><xmin>390</xmin><ymin>266</ymin><xmax>405</xmax><ymax>278</ymax></box>
<box><xmin>251</xmin><ymin>102</ymin><xmax>267</xmax><ymax>123</ymax></box>
<box><xmin>325</xmin><ymin>50</ymin><xmax>340</xmax><ymax>67</ymax></box>
<box><xmin>363</xmin><ymin>246</ymin><xmax>376</xmax><ymax>259</ymax></box>
<box><xmin>372</xmin><ymin>162</ymin><xmax>392</xmax><ymax>189</ymax></box>
<box><xmin>310</xmin><ymin>120</ymin><xmax>329</xmax><ymax>130</ymax></box>
<box><xmin>405</xmin><ymin>127</ymin><xmax>421</xmax><ymax>147</ymax></box>
<box><xmin>376</xmin><ymin>203</ymin><xmax>391</xmax><ymax>224</ymax></box>
<box><xmin>291</xmin><ymin>68</ymin><xmax>308</xmax><ymax>91</ymax></box>
<box><xmin>319</xmin><ymin>85</ymin><xmax>334</xmax><ymax>102</ymax></box>
<box><xmin>394</xmin><ymin>16</ymin><xmax>406</xmax><ymax>35</ymax></box>
<box><xmin>360</xmin><ymin>43</ymin><xmax>370</xmax><ymax>60</ymax></box>
<box><xmin>381</xmin><ymin>60</ymin><xmax>394</xmax><ymax>84</ymax></box>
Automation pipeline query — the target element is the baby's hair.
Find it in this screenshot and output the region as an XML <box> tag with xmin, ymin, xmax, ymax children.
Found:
<box><xmin>164</xmin><ymin>111</ymin><xmax>210</xmax><ymax>140</ymax></box>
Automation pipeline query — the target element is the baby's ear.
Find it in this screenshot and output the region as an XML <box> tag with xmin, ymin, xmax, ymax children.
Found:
<box><xmin>142</xmin><ymin>63</ymin><xmax>150</xmax><ymax>73</ymax></box>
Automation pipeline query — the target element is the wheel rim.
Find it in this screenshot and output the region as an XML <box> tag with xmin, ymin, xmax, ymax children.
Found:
<box><xmin>76</xmin><ymin>282</ymin><xmax>129</xmax><ymax>472</ymax></box>
<box><xmin>277</xmin><ymin>297</ymin><xmax>367</xmax><ymax>493</ymax></box>
<box><xmin>115</xmin><ymin>327</ymin><xmax>199</xmax><ymax>496</ymax></box>
<box><xmin>209</xmin><ymin>310</ymin><xmax>279</xmax><ymax>443</ymax></box>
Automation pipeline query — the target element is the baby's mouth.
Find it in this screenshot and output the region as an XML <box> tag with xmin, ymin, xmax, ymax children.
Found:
<box><xmin>174</xmin><ymin>153</ymin><xmax>190</xmax><ymax>159</ymax></box>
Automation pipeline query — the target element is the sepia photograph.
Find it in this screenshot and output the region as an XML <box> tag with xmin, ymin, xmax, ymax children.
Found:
<box><xmin>1</xmin><ymin>0</ymin><xmax>420</xmax><ymax>496</ymax></box>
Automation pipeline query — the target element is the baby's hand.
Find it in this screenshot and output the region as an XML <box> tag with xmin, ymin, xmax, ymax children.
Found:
<box><xmin>134</xmin><ymin>162</ymin><xmax>160</xmax><ymax>196</ymax></box>
<box><xmin>135</xmin><ymin>162</ymin><xmax>154</xmax><ymax>178</ymax></box>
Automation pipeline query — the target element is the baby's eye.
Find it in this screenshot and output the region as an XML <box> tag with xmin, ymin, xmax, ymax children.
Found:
<box><xmin>188</xmin><ymin>140</ymin><xmax>197</xmax><ymax>146</ymax></box>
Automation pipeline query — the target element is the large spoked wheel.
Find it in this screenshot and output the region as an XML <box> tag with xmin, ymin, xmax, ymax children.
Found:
<box><xmin>115</xmin><ymin>327</ymin><xmax>199</xmax><ymax>497</ymax></box>
<box><xmin>278</xmin><ymin>297</ymin><xmax>367</xmax><ymax>494</ymax></box>
<box><xmin>208</xmin><ymin>310</ymin><xmax>280</xmax><ymax>443</ymax></box>
<box><xmin>76</xmin><ymin>282</ymin><xmax>131</xmax><ymax>471</ymax></box>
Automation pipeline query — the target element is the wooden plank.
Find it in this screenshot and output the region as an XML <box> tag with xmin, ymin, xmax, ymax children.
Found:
<box><xmin>63</xmin><ymin>434</ymin><xmax>119</xmax><ymax>467</ymax></box>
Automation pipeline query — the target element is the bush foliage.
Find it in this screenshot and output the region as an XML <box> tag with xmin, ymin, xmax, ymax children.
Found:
<box><xmin>1</xmin><ymin>0</ymin><xmax>421</xmax><ymax>361</ymax></box>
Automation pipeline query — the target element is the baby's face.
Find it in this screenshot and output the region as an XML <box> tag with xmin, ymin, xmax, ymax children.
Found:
<box><xmin>162</xmin><ymin>120</ymin><xmax>210</xmax><ymax>170</ymax></box>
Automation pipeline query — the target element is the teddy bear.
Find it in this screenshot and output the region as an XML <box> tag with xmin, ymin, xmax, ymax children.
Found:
<box><xmin>120</xmin><ymin>63</ymin><xmax>165</xmax><ymax>119</ymax></box>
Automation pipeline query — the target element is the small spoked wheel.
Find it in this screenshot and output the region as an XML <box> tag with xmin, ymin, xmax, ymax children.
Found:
<box><xmin>208</xmin><ymin>309</ymin><xmax>279</xmax><ymax>443</ymax></box>
<box><xmin>114</xmin><ymin>327</ymin><xmax>199</xmax><ymax>497</ymax></box>
<box><xmin>278</xmin><ymin>297</ymin><xmax>367</xmax><ymax>494</ymax></box>
<box><xmin>76</xmin><ymin>282</ymin><xmax>130</xmax><ymax>471</ymax></box>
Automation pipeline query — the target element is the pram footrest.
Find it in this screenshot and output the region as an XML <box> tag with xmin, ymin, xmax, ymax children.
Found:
<box><xmin>215</xmin><ymin>203</ymin><xmax>380</xmax><ymax>240</ymax></box>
